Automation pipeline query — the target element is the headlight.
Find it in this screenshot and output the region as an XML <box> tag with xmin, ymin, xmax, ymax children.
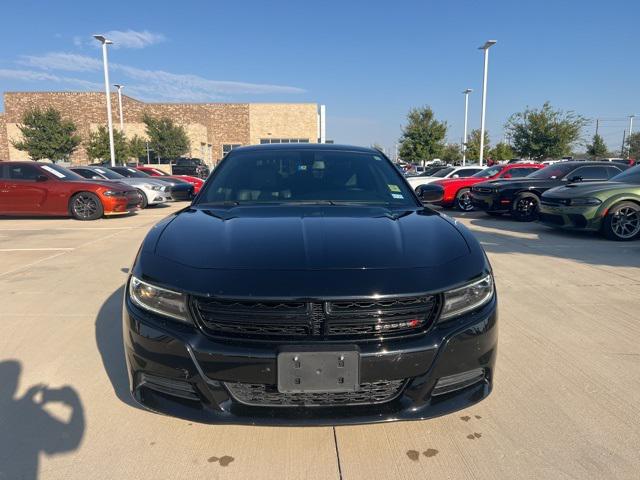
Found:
<box><xmin>440</xmin><ymin>274</ymin><xmax>494</xmax><ymax>321</ymax></box>
<box><xmin>103</xmin><ymin>190</ymin><xmax>126</xmax><ymax>197</ymax></box>
<box><xmin>128</xmin><ymin>276</ymin><xmax>190</xmax><ymax>323</ymax></box>
<box><xmin>569</xmin><ymin>197</ymin><xmax>601</xmax><ymax>206</ymax></box>
<box><xmin>143</xmin><ymin>184</ymin><xmax>163</xmax><ymax>191</ymax></box>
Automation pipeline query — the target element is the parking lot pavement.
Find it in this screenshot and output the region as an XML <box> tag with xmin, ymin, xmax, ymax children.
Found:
<box><xmin>1</xmin><ymin>206</ymin><xmax>639</xmax><ymax>480</ymax></box>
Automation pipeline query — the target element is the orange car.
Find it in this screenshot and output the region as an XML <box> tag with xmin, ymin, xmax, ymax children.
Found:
<box><xmin>0</xmin><ymin>162</ymin><xmax>140</xmax><ymax>220</ymax></box>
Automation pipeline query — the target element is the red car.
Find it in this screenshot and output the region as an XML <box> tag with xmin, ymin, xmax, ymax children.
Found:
<box><xmin>135</xmin><ymin>166</ymin><xmax>204</xmax><ymax>194</ymax></box>
<box><xmin>433</xmin><ymin>163</ymin><xmax>544</xmax><ymax>211</ymax></box>
<box><xmin>0</xmin><ymin>161</ymin><xmax>140</xmax><ymax>220</ymax></box>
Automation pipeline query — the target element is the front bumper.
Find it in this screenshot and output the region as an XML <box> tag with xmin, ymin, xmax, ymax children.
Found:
<box><xmin>538</xmin><ymin>204</ymin><xmax>602</xmax><ymax>231</ymax></box>
<box><xmin>169</xmin><ymin>185</ymin><xmax>195</xmax><ymax>201</ymax></box>
<box><xmin>122</xmin><ymin>294</ymin><xmax>498</xmax><ymax>426</ymax></box>
<box><xmin>470</xmin><ymin>191</ymin><xmax>511</xmax><ymax>213</ymax></box>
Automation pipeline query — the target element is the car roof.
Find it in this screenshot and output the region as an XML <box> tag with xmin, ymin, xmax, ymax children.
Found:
<box><xmin>504</xmin><ymin>163</ymin><xmax>543</xmax><ymax>167</ymax></box>
<box><xmin>549</xmin><ymin>161</ymin><xmax>624</xmax><ymax>167</ymax></box>
<box><xmin>231</xmin><ymin>143</ymin><xmax>380</xmax><ymax>154</ymax></box>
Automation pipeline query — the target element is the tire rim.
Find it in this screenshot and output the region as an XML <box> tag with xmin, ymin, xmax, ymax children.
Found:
<box><xmin>611</xmin><ymin>207</ymin><xmax>640</xmax><ymax>239</ymax></box>
<box><xmin>73</xmin><ymin>195</ymin><xmax>98</xmax><ymax>219</ymax></box>
<box><xmin>516</xmin><ymin>197</ymin><xmax>537</xmax><ymax>218</ymax></box>
<box><xmin>458</xmin><ymin>192</ymin><xmax>473</xmax><ymax>211</ymax></box>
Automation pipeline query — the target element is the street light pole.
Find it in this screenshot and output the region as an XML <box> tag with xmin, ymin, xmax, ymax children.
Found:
<box><xmin>462</xmin><ymin>88</ymin><xmax>473</xmax><ymax>166</ymax></box>
<box><xmin>93</xmin><ymin>35</ymin><xmax>116</xmax><ymax>167</ymax></box>
<box><xmin>114</xmin><ymin>84</ymin><xmax>124</xmax><ymax>132</ymax></box>
<box><xmin>628</xmin><ymin>115</ymin><xmax>635</xmax><ymax>158</ymax></box>
<box><xmin>478</xmin><ymin>40</ymin><xmax>497</xmax><ymax>167</ymax></box>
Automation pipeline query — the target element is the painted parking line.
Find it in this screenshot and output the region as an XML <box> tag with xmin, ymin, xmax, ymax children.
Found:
<box><xmin>0</xmin><ymin>247</ymin><xmax>75</xmax><ymax>252</ymax></box>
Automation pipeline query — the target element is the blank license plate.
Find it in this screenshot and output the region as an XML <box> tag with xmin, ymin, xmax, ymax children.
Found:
<box><xmin>277</xmin><ymin>349</ymin><xmax>359</xmax><ymax>393</ymax></box>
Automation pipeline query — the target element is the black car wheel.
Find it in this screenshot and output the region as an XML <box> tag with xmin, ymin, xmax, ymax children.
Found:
<box><xmin>603</xmin><ymin>201</ymin><xmax>640</xmax><ymax>241</ymax></box>
<box><xmin>512</xmin><ymin>193</ymin><xmax>539</xmax><ymax>222</ymax></box>
<box><xmin>70</xmin><ymin>192</ymin><xmax>104</xmax><ymax>221</ymax></box>
<box><xmin>137</xmin><ymin>189</ymin><xmax>148</xmax><ymax>209</ymax></box>
<box><xmin>455</xmin><ymin>188</ymin><xmax>474</xmax><ymax>211</ymax></box>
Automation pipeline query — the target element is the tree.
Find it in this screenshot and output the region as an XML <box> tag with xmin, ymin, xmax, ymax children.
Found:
<box><xmin>490</xmin><ymin>142</ymin><xmax>515</xmax><ymax>162</ymax></box>
<box><xmin>143</xmin><ymin>114</ymin><xmax>190</xmax><ymax>161</ymax></box>
<box><xmin>505</xmin><ymin>102</ymin><xmax>586</xmax><ymax>159</ymax></box>
<box><xmin>12</xmin><ymin>107</ymin><xmax>81</xmax><ymax>162</ymax></box>
<box><xmin>440</xmin><ymin>143</ymin><xmax>462</xmax><ymax>164</ymax></box>
<box><xmin>465</xmin><ymin>129</ymin><xmax>490</xmax><ymax>161</ymax></box>
<box><xmin>398</xmin><ymin>106</ymin><xmax>447</xmax><ymax>164</ymax></box>
<box><xmin>128</xmin><ymin>135</ymin><xmax>148</xmax><ymax>162</ymax></box>
<box><xmin>626</xmin><ymin>132</ymin><xmax>640</xmax><ymax>160</ymax></box>
<box><xmin>85</xmin><ymin>126</ymin><xmax>129</xmax><ymax>164</ymax></box>
<box><xmin>586</xmin><ymin>133</ymin><xmax>608</xmax><ymax>159</ymax></box>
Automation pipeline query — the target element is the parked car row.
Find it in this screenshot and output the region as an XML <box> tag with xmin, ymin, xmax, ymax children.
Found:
<box><xmin>408</xmin><ymin>160</ymin><xmax>640</xmax><ymax>241</ymax></box>
<box><xmin>0</xmin><ymin>161</ymin><xmax>197</xmax><ymax>220</ymax></box>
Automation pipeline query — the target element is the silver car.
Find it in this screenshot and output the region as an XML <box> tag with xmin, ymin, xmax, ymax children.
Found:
<box><xmin>70</xmin><ymin>166</ymin><xmax>171</xmax><ymax>208</ymax></box>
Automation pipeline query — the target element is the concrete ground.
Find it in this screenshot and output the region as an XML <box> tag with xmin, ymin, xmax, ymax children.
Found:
<box><xmin>1</xmin><ymin>204</ymin><xmax>639</xmax><ymax>480</ymax></box>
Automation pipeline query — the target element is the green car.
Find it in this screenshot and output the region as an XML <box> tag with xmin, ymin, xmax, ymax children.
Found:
<box><xmin>539</xmin><ymin>165</ymin><xmax>640</xmax><ymax>241</ymax></box>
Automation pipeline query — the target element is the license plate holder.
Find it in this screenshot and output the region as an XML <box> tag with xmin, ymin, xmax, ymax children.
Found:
<box><xmin>277</xmin><ymin>347</ymin><xmax>359</xmax><ymax>393</ymax></box>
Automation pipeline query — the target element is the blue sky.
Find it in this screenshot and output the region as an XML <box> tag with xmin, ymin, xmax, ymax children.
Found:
<box><xmin>0</xmin><ymin>0</ymin><xmax>638</xmax><ymax>153</ymax></box>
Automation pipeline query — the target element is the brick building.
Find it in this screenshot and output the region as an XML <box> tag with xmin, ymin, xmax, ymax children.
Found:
<box><xmin>0</xmin><ymin>92</ymin><xmax>322</xmax><ymax>164</ymax></box>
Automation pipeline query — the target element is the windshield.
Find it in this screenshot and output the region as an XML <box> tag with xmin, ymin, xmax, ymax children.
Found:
<box><xmin>528</xmin><ymin>163</ymin><xmax>575</xmax><ymax>180</ymax></box>
<box><xmin>472</xmin><ymin>166</ymin><xmax>502</xmax><ymax>178</ymax></box>
<box><xmin>91</xmin><ymin>167</ymin><xmax>125</xmax><ymax>179</ymax></box>
<box><xmin>150</xmin><ymin>168</ymin><xmax>169</xmax><ymax>176</ymax></box>
<box><xmin>196</xmin><ymin>149</ymin><xmax>418</xmax><ymax>207</ymax></box>
<box><xmin>432</xmin><ymin>167</ymin><xmax>454</xmax><ymax>178</ymax></box>
<box><xmin>610</xmin><ymin>165</ymin><xmax>640</xmax><ymax>184</ymax></box>
<box><xmin>39</xmin><ymin>164</ymin><xmax>85</xmax><ymax>181</ymax></box>
<box><xmin>113</xmin><ymin>167</ymin><xmax>149</xmax><ymax>178</ymax></box>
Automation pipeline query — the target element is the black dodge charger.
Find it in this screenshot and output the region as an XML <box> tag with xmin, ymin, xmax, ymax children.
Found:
<box><xmin>123</xmin><ymin>144</ymin><xmax>497</xmax><ymax>425</ymax></box>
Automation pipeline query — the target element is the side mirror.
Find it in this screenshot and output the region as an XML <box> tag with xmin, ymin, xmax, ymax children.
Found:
<box><xmin>36</xmin><ymin>174</ymin><xmax>48</xmax><ymax>182</ymax></box>
<box><xmin>92</xmin><ymin>175</ymin><xmax>102</xmax><ymax>180</ymax></box>
<box><xmin>502</xmin><ymin>173</ymin><xmax>512</xmax><ymax>179</ymax></box>
<box><xmin>416</xmin><ymin>184</ymin><xmax>444</xmax><ymax>203</ymax></box>
<box><xmin>568</xmin><ymin>175</ymin><xmax>583</xmax><ymax>183</ymax></box>
<box><xmin>451</xmin><ymin>174</ymin><xmax>460</xmax><ymax>179</ymax></box>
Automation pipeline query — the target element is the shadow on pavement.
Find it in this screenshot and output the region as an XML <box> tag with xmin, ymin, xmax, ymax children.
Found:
<box><xmin>445</xmin><ymin>210</ymin><xmax>640</xmax><ymax>269</ymax></box>
<box><xmin>95</xmin><ymin>285</ymin><xmax>139</xmax><ymax>409</ymax></box>
<box><xmin>0</xmin><ymin>360</ymin><xmax>85</xmax><ymax>480</ymax></box>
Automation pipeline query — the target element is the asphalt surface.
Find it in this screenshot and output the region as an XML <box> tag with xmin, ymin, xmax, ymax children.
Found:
<box><xmin>1</xmin><ymin>203</ymin><xmax>639</xmax><ymax>480</ymax></box>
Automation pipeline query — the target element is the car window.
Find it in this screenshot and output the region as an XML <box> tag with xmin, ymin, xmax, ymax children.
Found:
<box><xmin>506</xmin><ymin>168</ymin><xmax>538</xmax><ymax>178</ymax></box>
<box><xmin>605</xmin><ymin>166</ymin><xmax>623</xmax><ymax>178</ymax></box>
<box><xmin>73</xmin><ymin>168</ymin><xmax>96</xmax><ymax>179</ymax></box>
<box><xmin>433</xmin><ymin>167</ymin><xmax>454</xmax><ymax>177</ymax></box>
<box><xmin>569</xmin><ymin>166</ymin><xmax>608</xmax><ymax>181</ymax></box>
<box><xmin>197</xmin><ymin>149</ymin><xmax>418</xmax><ymax>207</ymax></box>
<box><xmin>456</xmin><ymin>168</ymin><xmax>479</xmax><ymax>177</ymax></box>
<box><xmin>8</xmin><ymin>164</ymin><xmax>41</xmax><ymax>181</ymax></box>
<box><xmin>610</xmin><ymin>165</ymin><xmax>640</xmax><ymax>183</ymax></box>
<box><xmin>472</xmin><ymin>166</ymin><xmax>502</xmax><ymax>178</ymax></box>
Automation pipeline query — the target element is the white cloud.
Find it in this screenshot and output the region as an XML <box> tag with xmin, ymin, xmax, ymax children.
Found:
<box><xmin>0</xmin><ymin>68</ymin><xmax>101</xmax><ymax>90</ymax></box>
<box><xmin>13</xmin><ymin>52</ymin><xmax>306</xmax><ymax>102</ymax></box>
<box><xmin>102</xmin><ymin>29</ymin><xmax>166</xmax><ymax>49</ymax></box>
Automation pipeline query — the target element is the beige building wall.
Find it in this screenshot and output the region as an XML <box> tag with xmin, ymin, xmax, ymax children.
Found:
<box><xmin>249</xmin><ymin>104</ymin><xmax>318</xmax><ymax>145</ymax></box>
<box><xmin>7</xmin><ymin>123</ymin><xmax>30</xmax><ymax>160</ymax></box>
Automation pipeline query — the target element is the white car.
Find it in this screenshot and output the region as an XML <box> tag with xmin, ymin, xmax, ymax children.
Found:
<box><xmin>406</xmin><ymin>166</ymin><xmax>484</xmax><ymax>189</ymax></box>
<box><xmin>70</xmin><ymin>166</ymin><xmax>171</xmax><ymax>208</ymax></box>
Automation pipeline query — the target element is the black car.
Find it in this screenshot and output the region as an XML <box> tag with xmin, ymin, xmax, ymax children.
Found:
<box><xmin>172</xmin><ymin>158</ymin><xmax>210</xmax><ymax>179</ymax></box>
<box><xmin>470</xmin><ymin>161</ymin><xmax>628</xmax><ymax>221</ymax></box>
<box><xmin>107</xmin><ymin>166</ymin><xmax>194</xmax><ymax>201</ymax></box>
<box><xmin>123</xmin><ymin>144</ymin><xmax>497</xmax><ymax>425</ymax></box>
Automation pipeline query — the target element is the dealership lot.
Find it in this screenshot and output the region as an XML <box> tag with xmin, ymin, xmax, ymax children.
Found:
<box><xmin>1</xmin><ymin>205</ymin><xmax>639</xmax><ymax>480</ymax></box>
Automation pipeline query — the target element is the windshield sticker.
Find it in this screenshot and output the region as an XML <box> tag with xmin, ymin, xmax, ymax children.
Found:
<box><xmin>40</xmin><ymin>165</ymin><xmax>66</xmax><ymax>178</ymax></box>
<box><xmin>391</xmin><ymin>193</ymin><xmax>404</xmax><ymax>199</ymax></box>
<box><xmin>95</xmin><ymin>168</ymin><xmax>106</xmax><ymax>173</ymax></box>
<box><xmin>388</xmin><ymin>184</ymin><xmax>401</xmax><ymax>193</ymax></box>
<box><xmin>127</xmin><ymin>168</ymin><xmax>137</xmax><ymax>172</ymax></box>
<box><xmin>373</xmin><ymin>156</ymin><xmax>383</xmax><ymax>161</ymax></box>
<box><xmin>297</xmin><ymin>165</ymin><xmax>308</xmax><ymax>171</ymax></box>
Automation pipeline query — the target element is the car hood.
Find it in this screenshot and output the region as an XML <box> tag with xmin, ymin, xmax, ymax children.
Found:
<box><xmin>435</xmin><ymin>177</ymin><xmax>487</xmax><ymax>187</ymax></box>
<box><xmin>69</xmin><ymin>179</ymin><xmax>135</xmax><ymax>191</ymax></box>
<box><xmin>543</xmin><ymin>181</ymin><xmax>631</xmax><ymax>198</ymax></box>
<box><xmin>153</xmin><ymin>205</ymin><xmax>470</xmax><ymax>270</ymax></box>
<box><xmin>112</xmin><ymin>177</ymin><xmax>168</xmax><ymax>188</ymax></box>
<box><xmin>482</xmin><ymin>178</ymin><xmax>555</xmax><ymax>189</ymax></box>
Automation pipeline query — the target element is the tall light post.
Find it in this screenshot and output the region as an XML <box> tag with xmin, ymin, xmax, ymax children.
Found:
<box><xmin>628</xmin><ymin>115</ymin><xmax>635</xmax><ymax>158</ymax></box>
<box><xmin>114</xmin><ymin>83</ymin><xmax>125</xmax><ymax>132</ymax></box>
<box><xmin>462</xmin><ymin>88</ymin><xmax>473</xmax><ymax>165</ymax></box>
<box><xmin>478</xmin><ymin>40</ymin><xmax>497</xmax><ymax>166</ymax></box>
<box><xmin>93</xmin><ymin>34</ymin><xmax>116</xmax><ymax>167</ymax></box>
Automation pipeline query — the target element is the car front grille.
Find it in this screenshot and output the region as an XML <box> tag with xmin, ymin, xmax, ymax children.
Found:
<box><xmin>126</xmin><ymin>191</ymin><xmax>142</xmax><ymax>208</ymax></box>
<box><xmin>190</xmin><ymin>295</ymin><xmax>440</xmax><ymax>342</ymax></box>
<box><xmin>472</xmin><ymin>186</ymin><xmax>494</xmax><ymax>194</ymax></box>
<box><xmin>539</xmin><ymin>212</ymin><xmax>564</xmax><ymax>225</ymax></box>
<box><xmin>224</xmin><ymin>379</ymin><xmax>407</xmax><ymax>407</ymax></box>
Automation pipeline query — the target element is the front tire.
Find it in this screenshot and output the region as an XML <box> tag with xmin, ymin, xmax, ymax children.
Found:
<box><xmin>602</xmin><ymin>201</ymin><xmax>640</xmax><ymax>241</ymax></box>
<box><xmin>455</xmin><ymin>188</ymin><xmax>474</xmax><ymax>211</ymax></box>
<box><xmin>136</xmin><ymin>189</ymin><xmax>148</xmax><ymax>209</ymax></box>
<box><xmin>512</xmin><ymin>193</ymin><xmax>539</xmax><ymax>222</ymax></box>
<box><xmin>70</xmin><ymin>192</ymin><xmax>103</xmax><ymax>221</ymax></box>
